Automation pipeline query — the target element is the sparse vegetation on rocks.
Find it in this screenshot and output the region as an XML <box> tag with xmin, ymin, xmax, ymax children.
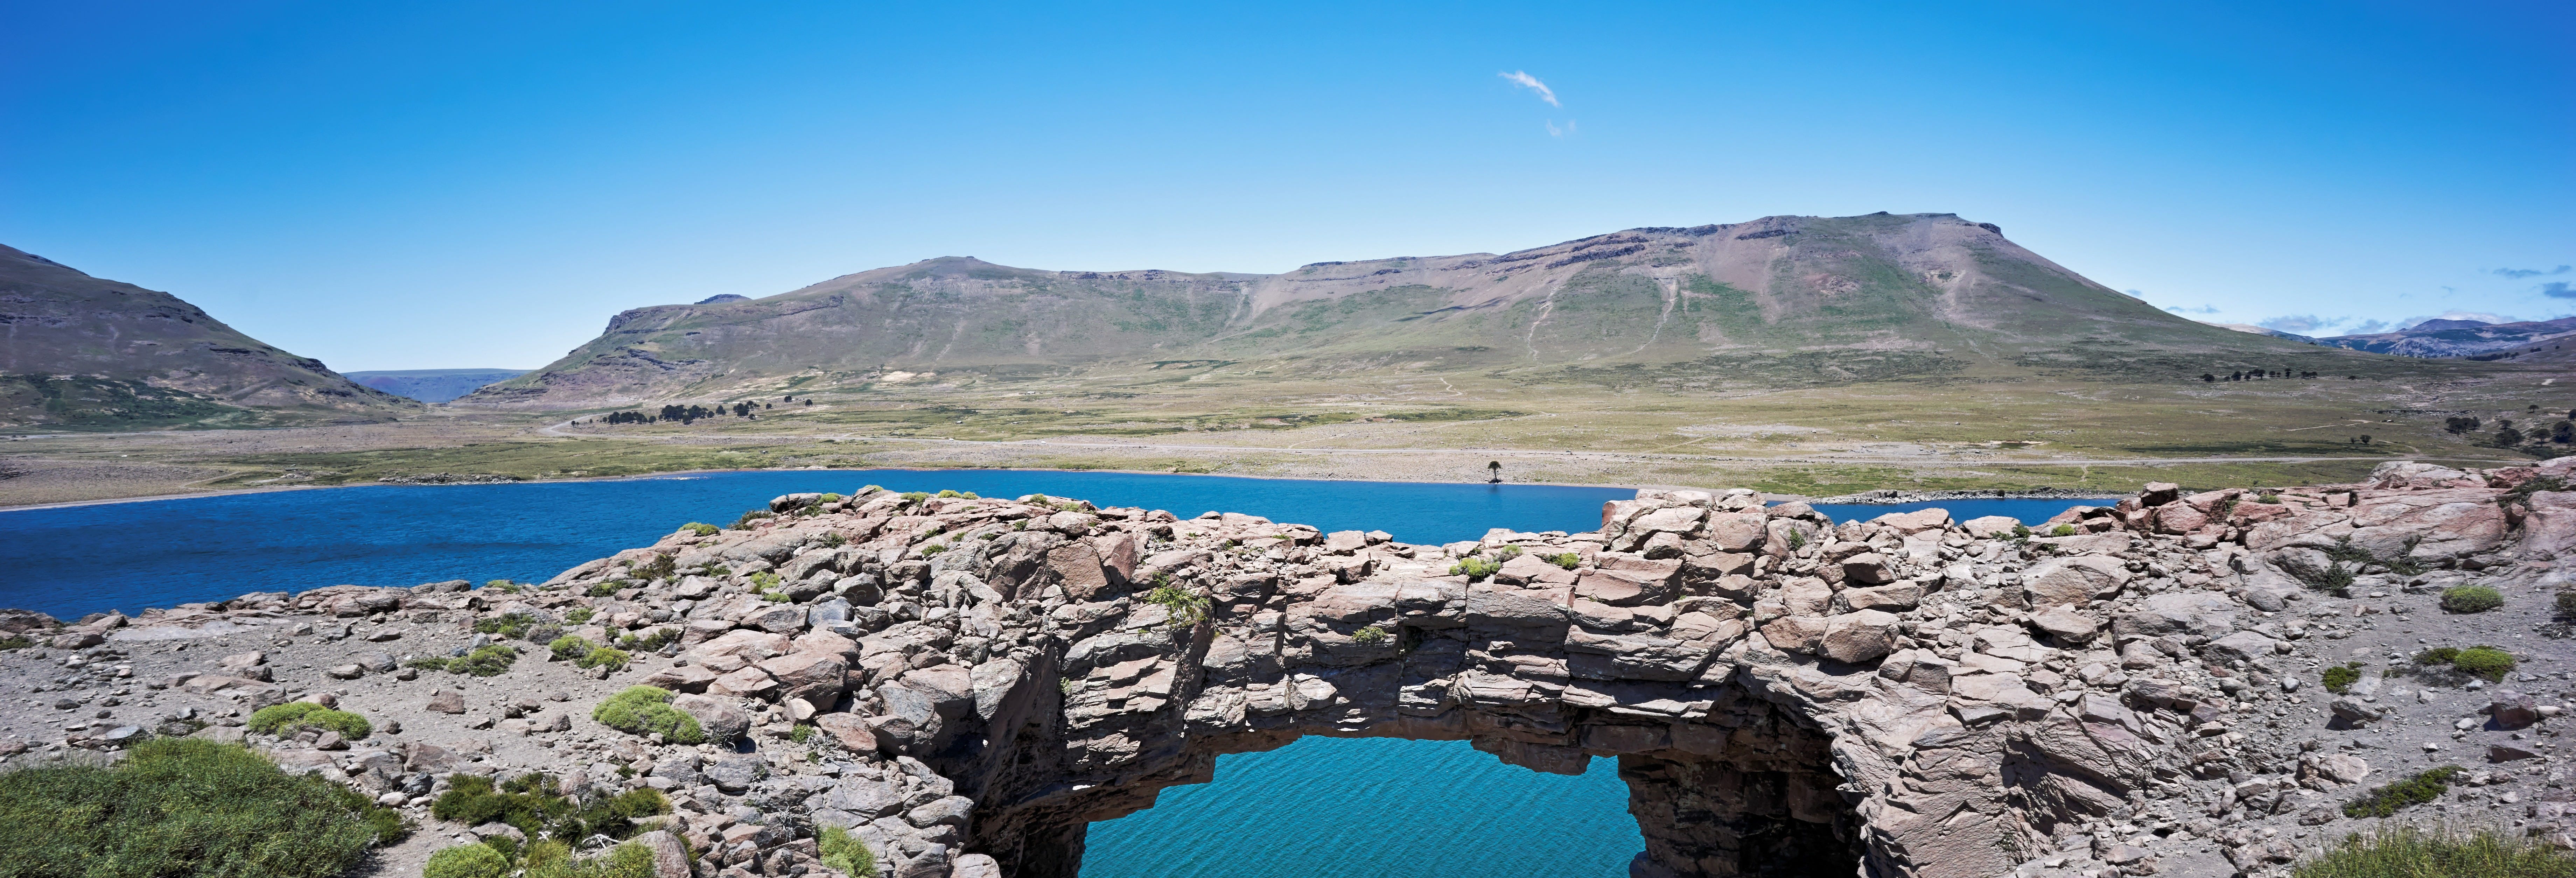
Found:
<box><xmin>247</xmin><ymin>701</ymin><xmax>372</xmax><ymax>739</ymax></box>
<box><xmin>0</xmin><ymin>739</ymin><xmax>408</xmax><ymax>878</ymax></box>
<box><xmin>592</xmin><ymin>685</ymin><xmax>705</xmax><ymax>743</ymax></box>
<box><xmin>2443</xmin><ymin>585</ymin><xmax>2505</xmax><ymax>613</ymax></box>
<box><xmin>2342</xmin><ymin>766</ymin><xmax>2464</xmax><ymax>819</ymax></box>
<box><xmin>2295</xmin><ymin>824</ymin><xmax>2576</xmax><ymax>877</ymax></box>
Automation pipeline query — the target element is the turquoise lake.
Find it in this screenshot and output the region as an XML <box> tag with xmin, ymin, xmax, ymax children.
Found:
<box><xmin>0</xmin><ymin>470</ymin><xmax>2093</xmax><ymax>877</ymax></box>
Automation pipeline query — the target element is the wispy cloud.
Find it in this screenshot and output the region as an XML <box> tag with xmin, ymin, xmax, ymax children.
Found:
<box><xmin>2544</xmin><ymin>282</ymin><xmax>2576</xmax><ymax>299</ymax></box>
<box><xmin>1545</xmin><ymin>119</ymin><xmax>1576</xmax><ymax>137</ymax></box>
<box><xmin>2494</xmin><ymin>265</ymin><xmax>2572</xmax><ymax>279</ymax></box>
<box><xmin>2257</xmin><ymin>315</ymin><xmax>2337</xmax><ymax>333</ymax></box>
<box><xmin>2345</xmin><ymin>319</ymin><xmax>2392</xmax><ymax>335</ymax></box>
<box><xmin>1499</xmin><ymin>71</ymin><xmax>1560</xmax><ymax>107</ymax></box>
<box><xmin>2122</xmin><ymin>289</ymin><xmax>2145</xmax><ymax>298</ymax></box>
<box><xmin>2164</xmin><ymin>304</ymin><xmax>2220</xmax><ymax>314</ymax></box>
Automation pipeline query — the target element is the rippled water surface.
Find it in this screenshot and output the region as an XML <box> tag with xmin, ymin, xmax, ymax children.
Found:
<box><xmin>0</xmin><ymin>470</ymin><xmax>2096</xmax><ymax>877</ymax></box>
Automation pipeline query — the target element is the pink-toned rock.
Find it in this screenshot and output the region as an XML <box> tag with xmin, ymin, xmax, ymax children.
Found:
<box><xmin>1869</xmin><ymin>508</ymin><xmax>1950</xmax><ymax>534</ymax></box>
<box><xmin>1703</xmin><ymin>513</ymin><xmax>1768</xmax><ymax>552</ymax></box>
<box><xmin>2151</xmin><ymin>503</ymin><xmax>2208</xmax><ymax>534</ymax></box>
<box><xmin>2022</xmin><ymin>555</ymin><xmax>2131</xmax><ymax>607</ymax></box>
<box><xmin>1819</xmin><ymin>610</ymin><xmax>1899</xmax><ymax>663</ymax></box>
<box><xmin>1839</xmin><ymin>553</ymin><xmax>1895</xmax><ymax>585</ymax></box>
<box><xmin>1093</xmin><ymin>531</ymin><xmax>1140</xmax><ymax>583</ymax></box>
<box><xmin>758</xmin><ymin>651</ymin><xmax>849</xmax><ymax>707</ymax></box>
<box><xmin>2520</xmin><ymin>491</ymin><xmax>2576</xmax><ymax>558</ymax></box>
<box><xmin>812</xmin><ymin>712</ymin><xmax>878</xmax><ymax>751</ymax></box>
<box><xmin>1048</xmin><ymin>543</ymin><xmax>1114</xmax><ymax>601</ymax></box>
<box><xmin>1760</xmin><ymin>616</ymin><xmax>1830</xmax><ymax>655</ymax></box>
<box><xmin>1575</xmin><ymin>566</ymin><xmax>1679</xmax><ymax>607</ymax></box>
<box><xmin>707</xmin><ymin>666</ymin><xmax>779</xmax><ymax>700</ymax></box>
<box><xmin>791</xmin><ymin>630</ymin><xmax>860</xmax><ymax>659</ymax></box>
<box><xmin>688</xmin><ymin>628</ymin><xmax>791</xmax><ymax>662</ymax></box>
<box><xmin>642</xmin><ymin>664</ymin><xmax>720</xmax><ymax>694</ymax></box>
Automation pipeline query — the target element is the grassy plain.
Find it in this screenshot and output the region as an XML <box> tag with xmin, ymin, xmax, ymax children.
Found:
<box><xmin>6</xmin><ymin>352</ymin><xmax>2570</xmax><ymax>508</ymax></box>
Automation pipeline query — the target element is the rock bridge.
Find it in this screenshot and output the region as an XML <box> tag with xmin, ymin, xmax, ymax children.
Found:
<box><xmin>586</xmin><ymin>485</ymin><xmax>2208</xmax><ymax>878</ymax></box>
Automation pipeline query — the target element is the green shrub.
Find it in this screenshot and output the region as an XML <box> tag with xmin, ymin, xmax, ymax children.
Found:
<box><xmin>817</xmin><ymin>493</ymin><xmax>844</xmax><ymax>504</ymax></box>
<box><xmin>448</xmin><ymin>644</ymin><xmax>521</xmax><ymax>677</ymax></box>
<box><xmin>899</xmin><ymin>491</ymin><xmax>931</xmax><ymax>503</ymax></box>
<box><xmin>2558</xmin><ymin>590</ymin><xmax>2576</xmax><ymax>618</ymax></box>
<box><xmin>549</xmin><ymin>635</ymin><xmax>593</xmax><ymax>662</ymax></box>
<box><xmin>749</xmin><ymin>571</ymin><xmax>781</xmax><ymax>590</ymax></box>
<box><xmin>2322</xmin><ymin>663</ymin><xmax>2365</xmax><ymax>694</ymax></box>
<box><xmin>406</xmin><ymin>656</ymin><xmax>453</xmax><ymax>672</ymax></box>
<box><xmin>1145</xmin><ymin>584</ymin><xmax>1211</xmax><ymax>627</ymax></box>
<box><xmin>247</xmin><ymin>702</ymin><xmax>372</xmax><ymax>739</ymax></box>
<box><xmin>473</xmin><ymin>612</ymin><xmax>541</xmax><ymax>640</ymax></box>
<box><xmin>616</xmin><ymin>627</ymin><xmax>679</xmax><ymax>652</ymax></box>
<box><xmin>585</xmin><ymin>582</ymin><xmax>620</xmax><ymax>598</ymax></box>
<box><xmin>0</xmin><ymin>739</ymin><xmax>409</xmax><ymax>878</ymax></box>
<box><xmin>592</xmin><ymin>686</ymin><xmax>707</xmax><ymax>744</ymax></box>
<box><xmin>2455</xmin><ymin>646</ymin><xmax>2518</xmax><ymax>681</ymax></box>
<box><xmin>425</xmin><ymin>843</ymin><xmax>512</xmax><ymax>878</ymax></box>
<box><xmin>2343</xmin><ymin>766</ymin><xmax>2463</xmax><ymax>819</ymax></box>
<box><xmin>432</xmin><ymin>774</ymin><xmax>668</xmax><ymax>844</ymax></box>
<box><xmin>681</xmin><ymin>522</ymin><xmax>721</xmax><ymax>537</ymax></box>
<box><xmin>484</xmin><ymin>579</ymin><xmax>522</xmax><ymax>594</ymax></box>
<box><xmin>634</xmin><ymin>553</ymin><xmax>675</xmax><ymax>581</ymax></box>
<box><xmin>564</xmin><ymin>607</ymin><xmax>595</xmax><ymax>624</ymax></box>
<box><xmin>820</xmin><ymin>824</ymin><xmax>880</xmax><ymax>878</ymax></box>
<box><xmin>820</xmin><ymin>532</ymin><xmax>847</xmax><ymax>548</ymax></box>
<box><xmin>730</xmin><ymin>509</ymin><xmax>774</xmax><ymax>530</ymax></box>
<box><xmin>936</xmin><ymin>489</ymin><xmax>963</xmax><ymax>498</ymax></box>
<box><xmin>2294</xmin><ymin>824</ymin><xmax>2576</xmax><ymax>878</ymax></box>
<box><xmin>1493</xmin><ymin>545</ymin><xmax>1523</xmax><ymax>561</ymax></box>
<box><xmin>1449</xmin><ymin>556</ymin><xmax>1502</xmax><ymax>580</ymax></box>
<box><xmin>1351</xmin><ymin>625</ymin><xmax>1390</xmax><ymax>646</ymax></box>
<box><xmin>2048</xmin><ymin>524</ymin><xmax>2078</xmax><ymax>537</ymax></box>
<box><xmin>0</xmin><ymin>634</ymin><xmax>34</xmax><ymax>650</ymax></box>
<box><xmin>588</xmin><ymin>843</ymin><xmax>659</xmax><ymax>878</ymax></box>
<box><xmin>2443</xmin><ymin>585</ymin><xmax>2505</xmax><ymax>613</ymax></box>
<box><xmin>1547</xmin><ymin>552</ymin><xmax>1581</xmax><ymax>569</ymax></box>
<box><xmin>2257</xmin><ymin>492</ymin><xmax>2281</xmax><ymax>504</ymax></box>
<box><xmin>919</xmin><ymin>543</ymin><xmax>947</xmax><ymax>556</ymax></box>
<box><xmin>2010</xmin><ymin>524</ymin><xmax>2032</xmax><ymax>539</ymax></box>
<box><xmin>578</xmin><ymin>647</ymin><xmax>631</xmax><ymax>672</ymax></box>
<box><xmin>788</xmin><ymin>724</ymin><xmax>815</xmax><ymax>744</ymax></box>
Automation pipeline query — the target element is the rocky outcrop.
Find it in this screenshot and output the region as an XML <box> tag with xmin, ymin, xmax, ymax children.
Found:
<box><xmin>15</xmin><ymin>461</ymin><xmax>2576</xmax><ymax>878</ymax></box>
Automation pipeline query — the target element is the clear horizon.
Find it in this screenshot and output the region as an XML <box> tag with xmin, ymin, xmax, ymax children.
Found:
<box><xmin>3</xmin><ymin>1</ymin><xmax>2568</xmax><ymax>372</ymax></box>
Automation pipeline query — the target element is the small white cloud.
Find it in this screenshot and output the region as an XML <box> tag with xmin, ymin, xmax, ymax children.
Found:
<box><xmin>2163</xmin><ymin>304</ymin><xmax>2220</xmax><ymax>315</ymax></box>
<box><xmin>1545</xmin><ymin>119</ymin><xmax>1576</xmax><ymax>137</ymax></box>
<box><xmin>2256</xmin><ymin>315</ymin><xmax>2337</xmax><ymax>333</ymax></box>
<box><xmin>1500</xmin><ymin>71</ymin><xmax>1560</xmax><ymax>107</ymax></box>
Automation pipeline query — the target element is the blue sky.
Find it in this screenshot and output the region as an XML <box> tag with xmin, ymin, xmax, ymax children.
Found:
<box><xmin>2</xmin><ymin>1</ymin><xmax>2568</xmax><ymax>370</ymax></box>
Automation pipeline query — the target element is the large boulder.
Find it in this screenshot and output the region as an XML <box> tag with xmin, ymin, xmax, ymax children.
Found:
<box><xmin>2022</xmin><ymin>556</ymin><xmax>2132</xmax><ymax>607</ymax></box>
<box><xmin>1819</xmin><ymin>610</ymin><xmax>1900</xmax><ymax>663</ymax></box>
<box><xmin>670</xmin><ymin>694</ymin><xmax>752</xmax><ymax>743</ymax></box>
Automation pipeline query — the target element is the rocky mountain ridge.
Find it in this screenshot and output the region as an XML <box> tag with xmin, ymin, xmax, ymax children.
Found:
<box><xmin>11</xmin><ymin>463</ymin><xmax>2576</xmax><ymax>877</ymax></box>
<box><xmin>456</xmin><ymin>212</ymin><xmax>2338</xmax><ymax>410</ymax></box>
<box><xmin>0</xmin><ymin>243</ymin><xmax>416</xmax><ymax>428</ymax></box>
<box><xmin>2321</xmin><ymin>316</ymin><xmax>2576</xmax><ymax>359</ymax></box>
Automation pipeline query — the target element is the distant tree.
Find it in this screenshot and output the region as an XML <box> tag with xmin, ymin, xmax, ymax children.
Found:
<box><xmin>2498</xmin><ymin>426</ymin><xmax>2526</xmax><ymax>447</ymax></box>
<box><xmin>2445</xmin><ymin>416</ymin><xmax>2482</xmax><ymax>434</ymax></box>
<box><xmin>2555</xmin><ymin>421</ymin><xmax>2574</xmax><ymax>444</ymax></box>
<box><xmin>1487</xmin><ymin>461</ymin><xmax>1502</xmax><ymax>483</ymax></box>
<box><xmin>2201</xmin><ymin>373</ymin><xmax>2216</xmax><ymax>382</ymax></box>
<box><xmin>2357</xmin><ymin>435</ymin><xmax>2372</xmax><ymax>445</ymax></box>
<box><xmin>804</xmin><ymin>400</ymin><xmax>814</xmax><ymax>406</ymax></box>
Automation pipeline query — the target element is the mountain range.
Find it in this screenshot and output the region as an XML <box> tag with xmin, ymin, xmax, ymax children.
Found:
<box><xmin>2316</xmin><ymin>316</ymin><xmax>2576</xmax><ymax>359</ymax></box>
<box><xmin>457</xmin><ymin>212</ymin><xmax>2343</xmax><ymax>410</ymax></box>
<box><xmin>0</xmin><ymin>244</ymin><xmax>414</xmax><ymax>429</ymax></box>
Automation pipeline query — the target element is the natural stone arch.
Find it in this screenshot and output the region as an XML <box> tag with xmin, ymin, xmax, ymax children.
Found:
<box><xmin>605</xmin><ymin>486</ymin><xmax>2250</xmax><ymax>878</ymax></box>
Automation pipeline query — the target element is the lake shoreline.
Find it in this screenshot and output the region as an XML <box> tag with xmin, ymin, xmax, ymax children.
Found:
<box><xmin>0</xmin><ymin>462</ymin><xmax>2133</xmax><ymax>514</ymax></box>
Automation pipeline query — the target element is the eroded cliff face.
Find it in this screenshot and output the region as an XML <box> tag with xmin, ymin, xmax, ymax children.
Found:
<box><xmin>18</xmin><ymin>458</ymin><xmax>2576</xmax><ymax>878</ymax></box>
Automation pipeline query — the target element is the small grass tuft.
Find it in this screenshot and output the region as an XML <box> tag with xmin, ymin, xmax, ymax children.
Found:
<box><xmin>591</xmin><ymin>686</ymin><xmax>706</xmax><ymax>743</ymax></box>
<box><xmin>820</xmin><ymin>824</ymin><xmax>880</xmax><ymax>878</ymax></box>
<box><xmin>247</xmin><ymin>701</ymin><xmax>371</xmax><ymax>739</ymax></box>
<box><xmin>2343</xmin><ymin>766</ymin><xmax>2463</xmax><ymax>819</ymax></box>
<box><xmin>680</xmin><ymin>522</ymin><xmax>721</xmax><ymax>537</ymax></box>
<box><xmin>2443</xmin><ymin>585</ymin><xmax>2505</xmax><ymax>614</ymax></box>
<box><xmin>1449</xmin><ymin>556</ymin><xmax>1503</xmax><ymax>580</ymax></box>
<box><xmin>2322</xmin><ymin>663</ymin><xmax>2365</xmax><ymax>694</ymax></box>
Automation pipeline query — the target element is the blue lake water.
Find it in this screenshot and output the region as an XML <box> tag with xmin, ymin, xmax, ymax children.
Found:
<box><xmin>0</xmin><ymin>469</ymin><xmax>2096</xmax><ymax>877</ymax></box>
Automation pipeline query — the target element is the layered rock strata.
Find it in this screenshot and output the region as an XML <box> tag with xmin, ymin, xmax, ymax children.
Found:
<box><xmin>10</xmin><ymin>459</ymin><xmax>2576</xmax><ymax>878</ymax></box>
